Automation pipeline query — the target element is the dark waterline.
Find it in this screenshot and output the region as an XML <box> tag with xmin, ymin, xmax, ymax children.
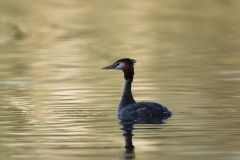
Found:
<box><xmin>0</xmin><ymin>0</ymin><xmax>240</xmax><ymax>160</ymax></box>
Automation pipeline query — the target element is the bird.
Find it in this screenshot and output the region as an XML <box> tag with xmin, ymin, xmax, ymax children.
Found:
<box><xmin>102</xmin><ymin>58</ymin><xmax>172</xmax><ymax>119</ymax></box>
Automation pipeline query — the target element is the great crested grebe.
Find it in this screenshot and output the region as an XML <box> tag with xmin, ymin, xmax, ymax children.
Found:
<box><xmin>102</xmin><ymin>58</ymin><xmax>172</xmax><ymax>118</ymax></box>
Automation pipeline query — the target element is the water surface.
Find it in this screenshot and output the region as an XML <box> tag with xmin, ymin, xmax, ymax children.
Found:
<box><xmin>0</xmin><ymin>0</ymin><xmax>240</xmax><ymax>160</ymax></box>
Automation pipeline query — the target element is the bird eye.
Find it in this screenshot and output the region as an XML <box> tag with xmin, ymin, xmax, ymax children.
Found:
<box><xmin>114</xmin><ymin>63</ymin><xmax>119</xmax><ymax>67</ymax></box>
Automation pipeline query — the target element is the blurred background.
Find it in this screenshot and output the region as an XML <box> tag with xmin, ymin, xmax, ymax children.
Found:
<box><xmin>0</xmin><ymin>0</ymin><xmax>240</xmax><ymax>160</ymax></box>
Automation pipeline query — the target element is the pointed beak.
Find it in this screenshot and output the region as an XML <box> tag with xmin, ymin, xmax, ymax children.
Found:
<box><xmin>102</xmin><ymin>64</ymin><xmax>114</xmax><ymax>70</ymax></box>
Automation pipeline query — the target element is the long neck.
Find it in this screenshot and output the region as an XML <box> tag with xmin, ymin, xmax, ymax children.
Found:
<box><xmin>119</xmin><ymin>78</ymin><xmax>135</xmax><ymax>108</ymax></box>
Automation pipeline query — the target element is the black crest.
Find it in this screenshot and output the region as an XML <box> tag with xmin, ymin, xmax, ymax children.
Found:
<box><xmin>116</xmin><ymin>58</ymin><xmax>136</xmax><ymax>65</ymax></box>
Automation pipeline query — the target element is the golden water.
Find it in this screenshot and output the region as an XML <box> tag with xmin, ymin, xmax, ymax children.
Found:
<box><xmin>0</xmin><ymin>0</ymin><xmax>240</xmax><ymax>159</ymax></box>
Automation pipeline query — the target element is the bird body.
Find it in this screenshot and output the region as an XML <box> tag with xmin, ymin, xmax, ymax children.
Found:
<box><xmin>102</xmin><ymin>58</ymin><xmax>172</xmax><ymax>118</ymax></box>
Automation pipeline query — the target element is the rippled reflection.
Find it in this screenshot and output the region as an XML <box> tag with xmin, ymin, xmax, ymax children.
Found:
<box><xmin>119</xmin><ymin>116</ymin><xmax>169</xmax><ymax>160</ymax></box>
<box><xmin>120</xmin><ymin>123</ymin><xmax>135</xmax><ymax>160</ymax></box>
<box><xmin>1</xmin><ymin>0</ymin><xmax>240</xmax><ymax>160</ymax></box>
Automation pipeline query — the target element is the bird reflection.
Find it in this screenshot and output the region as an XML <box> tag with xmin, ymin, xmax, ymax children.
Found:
<box><xmin>119</xmin><ymin>116</ymin><xmax>170</xmax><ymax>160</ymax></box>
<box><xmin>120</xmin><ymin>124</ymin><xmax>135</xmax><ymax>160</ymax></box>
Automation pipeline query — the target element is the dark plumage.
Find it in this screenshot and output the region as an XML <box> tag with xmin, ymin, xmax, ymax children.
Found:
<box><xmin>116</xmin><ymin>58</ymin><xmax>136</xmax><ymax>65</ymax></box>
<box><xmin>118</xmin><ymin>102</ymin><xmax>172</xmax><ymax>119</ymax></box>
<box><xmin>102</xmin><ymin>58</ymin><xmax>172</xmax><ymax>119</ymax></box>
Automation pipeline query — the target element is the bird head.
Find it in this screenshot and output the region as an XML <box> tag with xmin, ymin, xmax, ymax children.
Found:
<box><xmin>102</xmin><ymin>58</ymin><xmax>136</xmax><ymax>80</ymax></box>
